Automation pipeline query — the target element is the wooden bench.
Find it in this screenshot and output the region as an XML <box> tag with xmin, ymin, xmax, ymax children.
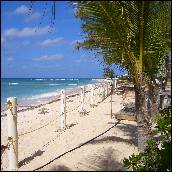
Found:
<box><xmin>112</xmin><ymin>113</ymin><xmax>137</xmax><ymax>121</ymax></box>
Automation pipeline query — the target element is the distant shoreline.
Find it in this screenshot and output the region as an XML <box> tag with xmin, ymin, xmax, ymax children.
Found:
<box><xmin>1</xmin><ymin>77</ymin><xmax>105</xmax><ymax>79</ymax></box>
<box><xmin>1</xmin><ymin>78</ymin><xmax>101</xmax><ymax>107</ymax></box>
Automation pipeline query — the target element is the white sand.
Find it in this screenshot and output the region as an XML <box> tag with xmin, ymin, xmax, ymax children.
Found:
<box><xmin>1</xmin><ymin>84</ymin><xmax>138</xmax><ymax>171</ymax></box>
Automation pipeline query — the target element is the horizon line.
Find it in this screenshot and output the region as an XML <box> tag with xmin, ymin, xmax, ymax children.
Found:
<box><xmin>1</xmin><ymin>77</ymin><xmax>105</xmax><ymax>79</ymax></box>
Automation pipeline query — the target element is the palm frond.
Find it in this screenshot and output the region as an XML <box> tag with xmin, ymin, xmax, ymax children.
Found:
<box><xmin>75</xmin><ymin>1</ymin><xmax>171</xmax><ymax>82</ymax></box>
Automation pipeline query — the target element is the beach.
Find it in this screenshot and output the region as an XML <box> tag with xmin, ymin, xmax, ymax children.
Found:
<box><xmin>1</xmin><ymin>83</ymin><xmax>138</xmax><ymax>171</ymax></box>
<box><xmin>1</xmin><ymin>1</ymin><xmax>171</xmax><ymax>171</ymax></box>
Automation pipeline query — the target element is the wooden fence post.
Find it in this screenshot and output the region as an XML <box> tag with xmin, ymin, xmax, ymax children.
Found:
<box><xmin>79</xmin><ymin>86</ymin><xmax>86</xmax><ymax>114</ymax></box>
<box><xmin>113</xmin><ymin>78</ymin><xmax>118</xmax><ymax>90</ymax></box>
<box><xmin>110</xmin><ymin>82</ymin><xmax>113</xmax><ymax>119</ymax></box>
<box><xmin>60</xmin><ymin>89</ymin><xmax>66</xmax><ymax>129</ymax></box>
<box><xmin>98</xmin><ymin>84</ymin><xmax>102</xmax><ymax>103</ymax></box>
<box><xmin>102</xmin><ymin>83</ymin><xmax>106</xmax><ymax>101</ymax></box>
<box><xmin>109</xmin><ymin>82</ymin><xmax>111</xmax><ymax>93</ymax></box>
<box><xmin>106</xmin><ymin>82</ymin><xmax>109</xmax><ymax>97</ymax></box>
<box><xmin>90</xmin><ymin>85</ymin><xmax>95</xmax><ymax>107</ymax></box>
<box><xmin>7</xmin><ymin>97</ymin><xmax>18</xmax><ymax>171</ymax></box>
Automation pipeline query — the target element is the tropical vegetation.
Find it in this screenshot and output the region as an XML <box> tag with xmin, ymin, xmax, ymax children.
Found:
<box><xmin>123</xmin><ymin>107</ymin><xmax>171</xmax><ymax>171</ymax></box>
<box><xmin>73</xmin><ymin>1</ymin><xmax>171</xmax><ymax>152</ymax></box>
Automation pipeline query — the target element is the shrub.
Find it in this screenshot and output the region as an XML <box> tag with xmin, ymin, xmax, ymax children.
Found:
<box><xmin>123</xmin><ymin>107</ymin><xmax>171</xmax><ymax>171</ymax></box>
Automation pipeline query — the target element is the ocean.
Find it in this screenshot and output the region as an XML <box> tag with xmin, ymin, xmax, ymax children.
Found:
<box><xmin>1</xmin><ymin>78</ymin><xmax>99</xmax><ymax>109</ymax></box>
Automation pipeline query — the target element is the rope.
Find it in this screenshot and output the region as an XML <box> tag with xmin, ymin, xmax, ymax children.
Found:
<box><xmin>3</xmin><ymin>101</ymin><xmax>17</xmax><ymax>117</ymax></box>
<box><xmin>1</xmin><ymin>84</ymin><xmax>105</xmax><ymax>150</ymax></box>
<box><xmin>22</xmin><ymin>87</ymin><xmax>102</xmax><ymax>134</ymax></box>
<box><xmin>18</xmin><ymin>105</ymin><xmax>36</xmax><ymax>108</ymax></box>
<box><xmin>1</xmin><ymin>137</ymin><xmax>12</xmax><ymax>155</ymax></box>
<box><xmin>1</xmin><ymin>84</ymin><xmax>112</xmax><ymax>168</ymax></box>
<box><xmin>18</xmin><ymin>115</ymin><xmax>60</xmax><ymax>137</ymax></box>
<box><xmin>65</xmin><ymin>95</ymin><xmax>81</xmax><ymax>113</ymax></box>
<box><xmin>33</xmin><ymin>120</ymin><xmax>121</xmax><ymax>171</ymax></box>
<box><xmin>15</xmin><ymin>91</ymin><xmax>83</xmax><ymax>113</ymax></box>
<box><xmin>1</xmin><ymin>86</ymin><xmax>100</xmax><ymax>157</ymax></box>
<box><xmin>1</xmin><ymin>103</ymin><xmax>19</xmax><ymax>155</ymax></box>
<box><xmin>17</xmin><ymin>104</ymin><xmax>48</xmax><ymax>112</ymax></box>
<box><xmin>2</xmin><ymin>103</ymin><xmax>62</xmax><ymax>153</ymax></box>
<box><xmin>66</xmin><ymin>103</ymin><xmax>81</xmax><ymax>114</ymax></box>
<box><xmin>16</xmin><ymin>97</ymin><xmax>61</xmax><ymax>113</ymax></box>
<box><xmin>1</xmin><ymin>136</ymin><xmax>16</xmax><ymax>165</ymax></box>
<box><xmin>3</xmin><ymin>88</ymin><xmax>95</xmax><ymax>139</ymax></box>
<box><xmin>2</xmin><ymin>115</ymin><xmax>60</xmax><ymax>150</ymax></box>
<box><xmin>1</xmin><ymin>108</ymin><xmax>7</xmax><ymax>113</ymax></box>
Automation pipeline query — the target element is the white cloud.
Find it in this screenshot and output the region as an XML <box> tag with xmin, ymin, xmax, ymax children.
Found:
<box><xmin>14</xmin><ymin>5</ymin><xmax>29</xmax><ymax>14</ymax></box>
<box><xmin>32</xmin><ymin>54</ymin><xmax>64</xmax><ymax>62</ymax></box>
<box><xmin>7</xmin><ymin>57</ymin><xmax>15</xmax><ymax>62</ymax></box>
<box><xmin>4</xmin><ymin>26</ymin><xmax>51</xmax><ymax>37</ymax></box>
<box><xmin>39</xmin><ymin>37</ymin><xmax>65</xmax><ymax>46</ymax></box>
<box><xmin>13</xmin><ymin>5</ymin><xmax>41</xmax><ymax>22</ymax></box>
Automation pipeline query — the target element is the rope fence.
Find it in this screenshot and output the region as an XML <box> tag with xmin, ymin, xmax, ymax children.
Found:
<box><xmin>3</xmin><ymin>79</ymin><xmax>168</xmax><ymax>170</ymax></box>
<box><xmin>1</xmin><ymin>78</ymin><xmax>157</xmax><ymax>171</ymax></box>
<box><xmin>1</xmin><ymin>81</ymin><xmax>116</xmax><ymax>171</ymax></box>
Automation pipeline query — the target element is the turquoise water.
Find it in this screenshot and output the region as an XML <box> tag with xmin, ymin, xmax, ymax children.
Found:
<box><xmin>1</xmin><ymin>78</ymin><xmax>98</xmax><ymax>108</ymax></box>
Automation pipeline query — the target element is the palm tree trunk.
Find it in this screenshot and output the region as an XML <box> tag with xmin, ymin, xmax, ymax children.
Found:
<box><xmin>147</xmin><ymin>82</ymin><xmax>159</xmax><ymax>124</ymax></box>
<box><xmin>135</xmin><ymin>1</ymin><xmax>152</xmax><ymax>152</ymax></box>
<box><xmin>134</xmin><ymin>82</ymin><xmax>152</xmax><ymax>152</ymax></box>
<box><xmin>159</xmin><ymin>55</ymin><xmax>170</xmax><ymax>109</ymax></box>
<box><xmin>134</xmin><ymin>83</ymin><xmax>140</xmax><ymax>113</ymax></box>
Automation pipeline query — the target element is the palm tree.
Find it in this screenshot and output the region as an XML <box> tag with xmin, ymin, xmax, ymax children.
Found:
<box><xmin>103</xmin><ymin>68</ymin><xmax>115</xmax><ymax>79</ymax></box>
<box><xmin>73</xmin><ymin>1</ymin><xmax>171</xmax><ymax>152</ymax></box>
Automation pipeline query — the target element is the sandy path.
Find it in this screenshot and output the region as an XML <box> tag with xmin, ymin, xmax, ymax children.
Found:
<box><xmin>1</xmin><ymin>85</ymin><xmax>138</xmax><ymax>171</ymax></box>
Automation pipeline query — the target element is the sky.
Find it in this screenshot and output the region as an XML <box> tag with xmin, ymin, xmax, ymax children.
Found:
<box><xmin>1</xmin><ymin>1</ymin><xmax>127</xmax><ymax>78</ymax></box>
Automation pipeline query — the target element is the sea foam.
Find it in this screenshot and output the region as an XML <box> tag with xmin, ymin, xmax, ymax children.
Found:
<box><xmin>49</xmin><ymin>84</ymin><xmax>60</xmax><ymax>86</ymax></box>
<box><xmin>35</xmin><ymin>79</ymin><xmax>46</xmax><ymax>81</ymax></box>
<box><xmin>68</xmin><ymin>84</ymin><xmax>77</xmax><ymax>86</ymax></box>
<box><xmin>9</xmin><ymin>82</ymin><xmax>19</xmax><ymax>85</ymax></box>
<box><xmin>26</xmin><ymin>92</ymin><xmax>58</xmax><ymax>100</ymax></box>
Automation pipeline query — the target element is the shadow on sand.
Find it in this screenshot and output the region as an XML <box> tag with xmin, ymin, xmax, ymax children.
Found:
<box><xmin>76</xmin><ymin>121</ymin><xmax>138</xmax><ymax>171</ymax></box>
<box><xmin>77</xmin><ymin>147</ymin><xmax>126</xmax><ymax>171</ymax></box>
<box><xmin>49</xmin><ymin>165</ymin><xmax>71</xmax><ymax>171</ymax></box>
<box><xmin>19</xmin><ymin>150</ymin><xmax>44</xmax><ymax>168</ymax></box>
<box><xmin>46</xmin><ymin>148</ymin><xmax>126</xmax><ymax>171</ymax></box>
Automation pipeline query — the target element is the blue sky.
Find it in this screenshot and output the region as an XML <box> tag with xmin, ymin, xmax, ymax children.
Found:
<box><xmin>1</xmin><ymin>1</ymin><xmax>127</xmax><ymax>78</ymax></box>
